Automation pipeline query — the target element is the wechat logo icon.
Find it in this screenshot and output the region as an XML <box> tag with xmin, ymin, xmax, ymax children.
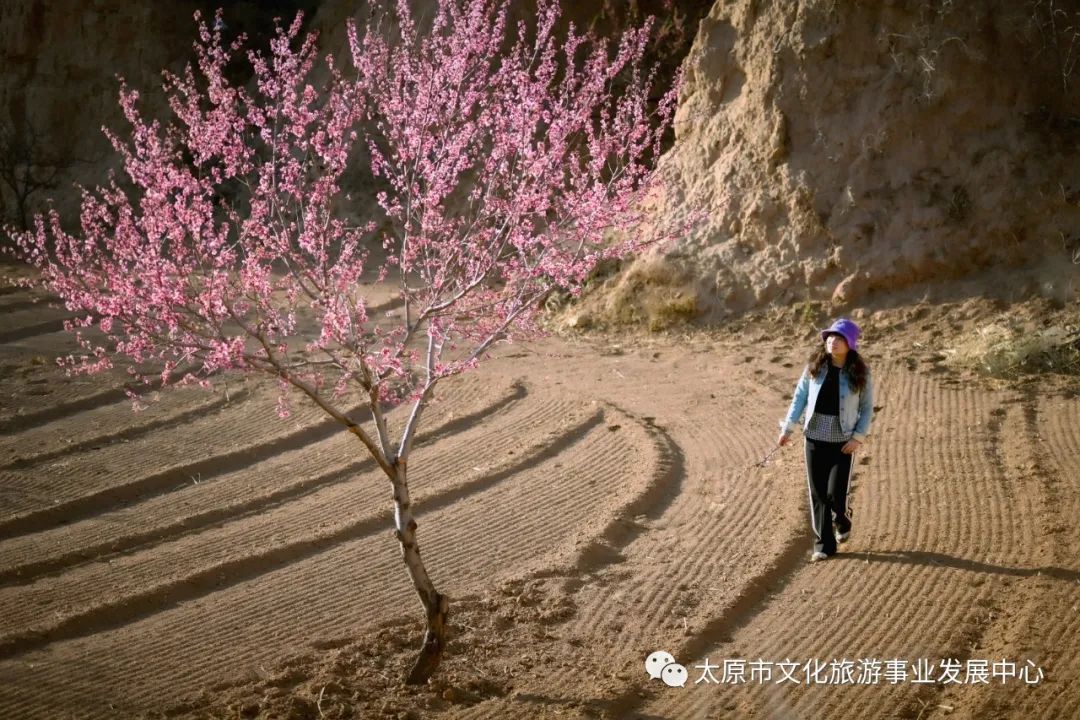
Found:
<box><xmin>645</xmin><ymin>650</ymin><xmax>688</xmax><ymax>688</ymax></box>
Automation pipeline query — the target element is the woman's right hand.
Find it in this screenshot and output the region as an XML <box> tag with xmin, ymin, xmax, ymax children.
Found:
<box><xmin>777</xmin><ymin>432</ymin><xmax>790</xmax><ymax>447</ymax></box>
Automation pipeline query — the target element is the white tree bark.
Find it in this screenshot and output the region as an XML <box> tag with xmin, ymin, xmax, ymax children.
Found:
<box><xmin>389</xmin><ymin>458</ymin><xmax>449</xmax><ymax>684</ymax></box>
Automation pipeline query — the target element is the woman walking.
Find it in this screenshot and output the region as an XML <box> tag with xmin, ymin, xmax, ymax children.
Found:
<box><xmin>778</xmin><ymin>318</ymin><xmax>874</xmax><ymax>562</ymax></box>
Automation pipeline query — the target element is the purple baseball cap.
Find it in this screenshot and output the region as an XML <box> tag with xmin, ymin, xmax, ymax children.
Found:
<box><xmin>821</xmin><ymin>318</ymin><xmax>861</xmax><ymax>351</ymax></box>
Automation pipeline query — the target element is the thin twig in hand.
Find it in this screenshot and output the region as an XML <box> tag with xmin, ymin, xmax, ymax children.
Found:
<box><xmin>750</xmin><ymin>446</ymin><xmax>781</xmax><ymax>469</ymax></box>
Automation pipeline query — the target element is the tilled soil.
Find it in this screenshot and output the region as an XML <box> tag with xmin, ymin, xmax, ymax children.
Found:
<box><xmin>0</xmin><ymin>275</ymin><xmax>1077</xmax><ymax>720</ymax></box>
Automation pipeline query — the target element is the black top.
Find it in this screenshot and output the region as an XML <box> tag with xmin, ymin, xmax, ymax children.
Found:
<box><xmin>813</xmin><ymin>363</ymin><xmax>841</xmax><ymax>416</ymax></box>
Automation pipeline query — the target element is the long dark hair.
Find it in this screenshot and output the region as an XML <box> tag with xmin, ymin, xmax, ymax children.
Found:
<box><xmin>807</xmin><ymin>344</ymin><xmax>869</xmax><ymax>392</ymax></box>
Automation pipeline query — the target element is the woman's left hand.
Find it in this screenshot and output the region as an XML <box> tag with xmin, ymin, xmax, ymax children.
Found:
<box><xmin>841</xmin><ymin>439</ymin><xmax>862</xmax><ymax>454</ymax></box>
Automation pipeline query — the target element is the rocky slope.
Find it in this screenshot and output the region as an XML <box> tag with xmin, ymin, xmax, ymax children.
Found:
<box><xmin>604</xmin><ymin>0</ymin><xmax>1080</xmax><ymax>323</ymax></box>
<box><xmin>3</xmin><ymin>0</ymin><xmax>1077</xmax><ymax>323</ymax></box>
<box><xmin>0</xmin><ymin>0</ymin><xmax>318</xmax><ymax>228</ymax></box>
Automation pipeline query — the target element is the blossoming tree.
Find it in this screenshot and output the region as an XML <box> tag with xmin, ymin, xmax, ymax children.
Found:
<box><xmin>8</xmin><ymin>0</ymin><xmax>679</xmax><ymax>682</ymax></box>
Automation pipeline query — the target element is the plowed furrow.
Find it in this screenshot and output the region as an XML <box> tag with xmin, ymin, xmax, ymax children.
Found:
<box><xmin>0</xmin><ymin>373</ymin><xmax>497</xmax><ymax>535</ymax></box>
<box><xmin>0</xmin><ymin>391</ymin><xmax>371</xmax><ymax>536</ymax></box>
<box><xmin>632</xmin><ymin>363</ymin><xmax>1036</xmax><ymax>719</ymax></box>
<box><xmin>0</xmin><ymin>406</ymin><xmax>654</xmax><ymax>718</ymax></box>
<box><xmin>0</xmin><ymin>386</ymin><xmax>251</xmax><ymax>470</ymax></box>
<box><xmin>0</xmin><ymin>362</ymin><xmax>208</xmax><ymax>435</ymax></box>
<box><xmin>0</xmin><ymin>402</ymin><xmax>595</xmax><ymax>657</ymax></box>
<box><xmin>933</xmin><ymin>395</ymin><xmax>1080</xmax><ymax>720</ymax></box>
<box><xmin>0</xmin><ymin>315</ymin><xmax>71</xmax><ymax>344</ymax></box>
<box><xmin>517</xmin><ymin>370</ymin><xmax>799</xmax><ymax>720</ymax></box>
<box><xmin>568</xmin><ymin>392</ymin><xmax>782</xmax><ymax>656</ymax></box>
<box><xmin>0</xmin><ymin>382</ymin><xmax>528</xmax><ymax>585</ymax></box>
<box><xmin>0</xmin><ymin>295</ymin><xmax>60</xmax><ymax>314</ymax></box>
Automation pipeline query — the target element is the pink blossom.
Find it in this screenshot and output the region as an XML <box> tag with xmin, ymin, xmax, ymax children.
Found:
<box><xmin>6</xmin><ymin>0</ymin><xmax>687</xmax><ymax>472</ymax></box>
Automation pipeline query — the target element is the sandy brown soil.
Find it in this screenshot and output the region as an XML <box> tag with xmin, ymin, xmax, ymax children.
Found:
<box><xmin>0</xmin><ymin>270</ymin><xmax>1078</xmax><ymax>720</ymax></box>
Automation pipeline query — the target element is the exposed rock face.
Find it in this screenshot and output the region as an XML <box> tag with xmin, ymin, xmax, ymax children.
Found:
<box><xmin>4</xmin><ymin>0</ymin><xmax>1077</xmax><ymax>319</ymax></box>
<box><xmin>0</xmin><ymin>0</ymin><xmax>316</xmax><ymax>228</ymax></box>
<box><xmin>651</xmin><ymin>0</ymin><xmax>1080</xmax><ymax>316</ymax></box>
<box><xmin>0</xmin><ymin>1</ymin><xmax>205</xmax><ymax>223</ymax></box>
<box><xmin>1</xmin><ymin>0</ymin><xmax>705</xmax><ymax>233</ymax></box>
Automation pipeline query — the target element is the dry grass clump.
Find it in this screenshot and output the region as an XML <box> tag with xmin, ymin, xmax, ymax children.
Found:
<box><xmin>557</xmin><ymin>254</ymin><xmax>701</xmax><ymax>332</ymax></box>
<box><xmin>945</xmin><ymin>321</ymin><xmax>1080</xmax><ymax>378</ymax></box>
<box><xmin>606</xmin><ymin>256</ymin><xmax>699</xmax><ymax>332</ymax></box>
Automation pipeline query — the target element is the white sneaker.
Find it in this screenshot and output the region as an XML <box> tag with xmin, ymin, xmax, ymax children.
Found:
<box><xmin>836</xmin><ymin>529</ymin><xmax>850</xmax><ymax>543</ymax></box>
<box><xmin>811</xmin><ymin>551</ymin><xmax>828</xmax><ymax>562</ymax></box>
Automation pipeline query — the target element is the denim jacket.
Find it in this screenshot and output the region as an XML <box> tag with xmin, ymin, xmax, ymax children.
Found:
<box><xmin>779</xmin><ymin>364</ymin><xmax>873</xmax><ymax>442</ymax></box>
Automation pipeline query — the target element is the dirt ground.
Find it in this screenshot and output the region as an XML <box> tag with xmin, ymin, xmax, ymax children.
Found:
<box><xmin>0</xmin><ymin>267</ymin><xmax>1078</xmax><ymax>720</ymax></box>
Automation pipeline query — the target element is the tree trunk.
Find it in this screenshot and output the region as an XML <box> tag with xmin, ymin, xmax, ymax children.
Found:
<box><xmin>390</xmin><ymin>461</ymin><xmax>449</xmax><ymax>685</ymax></box>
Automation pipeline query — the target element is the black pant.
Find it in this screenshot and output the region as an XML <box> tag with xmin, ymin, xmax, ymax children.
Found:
<box><xmin>804</xmin><ymin>438</ymin><xmax>853</xmax><ymax>555</ymax></box>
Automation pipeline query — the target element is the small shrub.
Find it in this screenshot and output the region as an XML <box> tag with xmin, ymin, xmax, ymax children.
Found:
<box><xmin>945</xmin><ymin>322</ymin><xmax>1080</xmax><ymax>377</ymax></box>
<box><xmin>648</xmin><ymin>292</ymin><xmax>698</xmax><ymax>332</ymax></box>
